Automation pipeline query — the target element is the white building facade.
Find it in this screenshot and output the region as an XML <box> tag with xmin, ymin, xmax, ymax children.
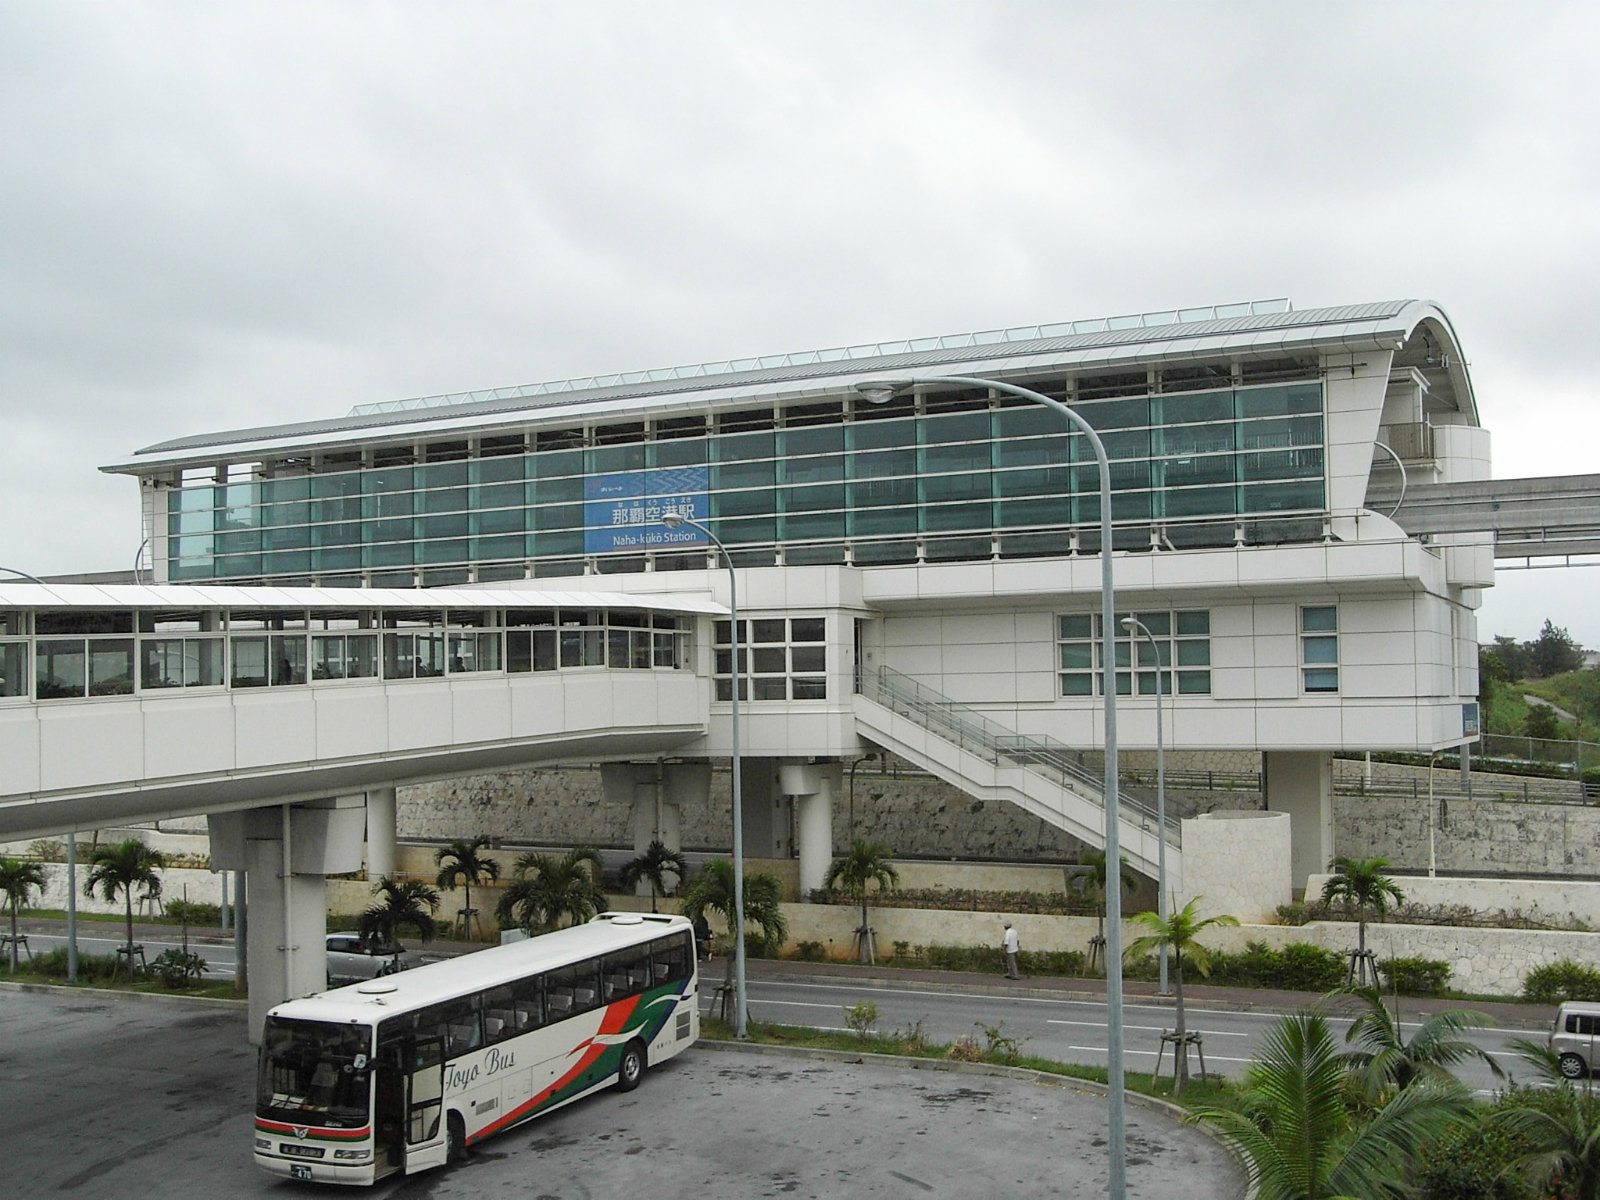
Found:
<box><xmin>97</xmin><ymin>298</ymin><xmax>1488</xmax><ymax>893</ymax></box>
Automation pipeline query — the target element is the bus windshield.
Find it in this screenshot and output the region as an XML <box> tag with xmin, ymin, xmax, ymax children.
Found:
<box><xmin>257</xmin><ymin>1017</ymin><xmax>373</xmax><ymax>1129</ymax></box>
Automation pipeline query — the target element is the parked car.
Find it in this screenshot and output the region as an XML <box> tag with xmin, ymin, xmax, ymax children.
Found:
<box><xmin>1549</xmin><ymin>1000</ymin><xmax>1600</xmax><ymax>1078</ymax></box>
<box><xmin>324</xmin><ymin>932</ymin><xmax>423</xmax><ymax>987</ymax></box>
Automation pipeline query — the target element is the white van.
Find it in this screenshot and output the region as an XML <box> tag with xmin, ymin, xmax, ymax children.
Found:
<box><xmin>1549</xmin><ymin>1001</ymin><xmax>1600</xmax><ymax>1079</ymax></box>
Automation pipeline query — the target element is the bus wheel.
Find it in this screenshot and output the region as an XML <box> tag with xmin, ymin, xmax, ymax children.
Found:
<box><xmin>617</xmin><ymin>1041</ymin><xmax>646</xmax><ymax>1092</ymax></box>
<box><xmin>448</xmin><ymin>1112</ymin><xmax>468</xmax><ymax>1163</ymax></box>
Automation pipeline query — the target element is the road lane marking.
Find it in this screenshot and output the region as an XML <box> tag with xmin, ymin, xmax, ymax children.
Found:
<box><xmin>1046</xmin><ymin>1019</ymin><xmax>1248</xmax><ymax>1037</ymax></box>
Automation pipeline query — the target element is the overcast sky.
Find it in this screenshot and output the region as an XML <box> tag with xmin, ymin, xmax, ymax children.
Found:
<box><xmin>3</xmin><ymin>2</ymin><xmax>1596</xmax><ymax>644</ymax></box>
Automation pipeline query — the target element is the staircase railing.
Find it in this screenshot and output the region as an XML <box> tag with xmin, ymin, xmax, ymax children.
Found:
<box><xmin>861</xmin><ymin>666</ymin><xmax>1178</xmax><ymax>847</ymax></box>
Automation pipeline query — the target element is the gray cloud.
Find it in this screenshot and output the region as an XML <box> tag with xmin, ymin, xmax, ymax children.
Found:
<box><xmin>2</xmin><ymin>1</ymin><xmax>1596</xmax><ymax>637</ymax></box>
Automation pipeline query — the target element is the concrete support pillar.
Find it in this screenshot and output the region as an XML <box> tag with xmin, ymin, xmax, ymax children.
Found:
<box><xmin>739</xmin><ymin>758</ymin><xmax>789</xmax><ymax>859</ymax></box>
<box><xmin>365</xmin><ymin>786</ymin><xmax>397</xmax><ymax>880</ymax></box>
<box><xmin>209</xmin><ymin>796</ymin><xmax>367</xmax><ymax>1042</ymax></box>
<box><xmin>780</xmin><ymin>760</ymin><xmax>840</xmax><ymax>898</ymax></box>
<box><xmin>1263</xmin><ymin>751</ymin><xmax>1334</xmax><ymax>894</ymax></box>
<box><xmin>604</xmin><ymin>762</ymin><xmax>707</xmax><ymax>900</ymax></box>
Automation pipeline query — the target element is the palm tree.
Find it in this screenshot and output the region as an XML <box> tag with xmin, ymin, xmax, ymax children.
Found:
<box><xmin>824</xmin><ymin>840</ymin><xmax>899</xmax><ymax>963</ymax></box>
<box><xmin>1190</xmin><ymin>1011</ymin><xmax>1472</xmax><ymax>1200</ymax></box>
<box><xmin>494</xmin><ymin>847</ymin><xmax>605</xmax><ymax>934</ymax></box>
<box><xmin>680</xmin><ymin>859</ymin><xmax>788</xmax><ymax>986</ymax></box>
<box><xmin>1076</xmin><ymin>849</ymin><xmax>1138</xmax><ymax>947</ymax></box>
<box><xmin>618</xmin><ymin>840</ymin><xmax>688</xmax><ymax>913</ymax></box>
<box><xmin>0</xmin><ymin>857</ymin><xmax>48</xmax><ymax>969</ymax></box>
<box><xmin>358</xmin><ymin>876</ymin><xmax>440</xmax><ymax>950</ymax></box>
<box><xmin>1321</xmin><ymin>856</ymin><xmax>1405</xmax><ymax>961</ymax></box>
<box><xmin>83</xmin><ymin>837</ymin><xmax>165</xmax><ymax>967</ymax></box>
<box><xmin>433</xmin><ymin>836</ymin><xmax>500</xmax><ymax>932</ymax></box>
<box><xmin>1124</xmin><ymin>897</ymin><xmax>1239</xmax><ymax>1095</ymax></box>
<box><xmin>1338</xmin><ymin>986</ymin><xmax>1503</xmax><ymax>1103</ymax></box>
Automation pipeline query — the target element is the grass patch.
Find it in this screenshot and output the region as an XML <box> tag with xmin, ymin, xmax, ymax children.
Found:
<box><xmin>698</xmin><ymin>1016</ymin><xmax>1241</xmax><ymax>1111</ymax></box>
<box><xmin>0</xmin><ymin>950</ymin><xmax>242</xmax><ymax>999</ymax></box>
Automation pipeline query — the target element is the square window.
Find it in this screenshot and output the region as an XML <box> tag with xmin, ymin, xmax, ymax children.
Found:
<box><xmin>1301</xmin><ymin>606</ymin><xmax>1337</xmax><ymax>632</ymax></box>
<box><xmin>1303</xmin><ymin>667</ymin><xmax>1339</xmax><ymax>693</ymax></box>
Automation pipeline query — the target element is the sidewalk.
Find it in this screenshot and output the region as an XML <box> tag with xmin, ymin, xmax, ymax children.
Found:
<box><xmin>739</xmin><ymin>955</ymin><xmax>1558</xmax><ymax>1031</ymax></box>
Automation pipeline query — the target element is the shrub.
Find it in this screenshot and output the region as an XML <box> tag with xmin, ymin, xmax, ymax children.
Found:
<box><xmin>165</xmin><ymin>899</ymin><xmax>221</xmax><ymax>927</ymax></box>
<box><xmin>1381</xmin><ymin>956</ymin><xmax>1452</xmax><ymax>997</ymax></box>
<box><xmin>945</xmin><ymin>1035</ymin><xmax>984</xmax><ymax>1062</ymax></box>
<box><xmin>1414</xmin><ymin>1105</ymin><xmax>1537</xmax><ymax>1200</ymax></box>
<box><xmin>976</xmin><ymin>1020</ymin><xmax>1024</xmax><ymax>1065</ymax></box>
<box><xmin>26</xmin><ymin>948</ymin><xmax>119</xmax><ymax>980</ymax></box>
<box><xmin>895</xmin><ymin>1019</ymin><xmax>929</xmax><ymax>1054</ymax></box>
<box><xmin>918</xmin><ymin>943</ymin><xmax>1085</xmax><ymax>976</ymax></box>
<box><xmin>793</xmin><ymin>940</ymin><xmax>826</xmax><ymax>962</ymax></box>
<box><xmin>1524</xmin><ymin>957</ymin><xmax>1600</xmax><ymax>1003</ymax></box>
<box><xmin>151</xmin><ymin>948</ymin><xmax>208</xmax><ymax>988</ymax></box>
<box><xmin>1205</xmin><ymin>940</ymin><xmax>1345</xmax><ymax>992</ymax></box>
<box><xmin>843</xmin><ymin>1001</ymin><xmax>880</xmax><ymax>1039</ymax></box>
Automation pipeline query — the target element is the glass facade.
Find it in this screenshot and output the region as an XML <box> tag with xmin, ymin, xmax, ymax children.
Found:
<box><xmin>160</xmin><ymin>377</ymin><xmax>1327</xmax><ymax>584</ymax></box>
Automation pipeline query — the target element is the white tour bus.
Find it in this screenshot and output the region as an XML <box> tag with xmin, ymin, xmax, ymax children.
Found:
<box><xmin>254</xmin><ymin>912</ymin><xmax>699</xmax><ymax>1185</ymax></box>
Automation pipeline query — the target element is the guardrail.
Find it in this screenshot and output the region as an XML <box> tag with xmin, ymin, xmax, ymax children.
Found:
<box><xmin>862</xmin><ymin>667</ymin><xmax>1178</xmax><ymax>846</ymax></box>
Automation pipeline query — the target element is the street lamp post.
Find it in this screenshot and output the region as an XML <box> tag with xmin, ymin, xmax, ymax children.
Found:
<box><xmin>660</xmin><ymin>511</ymin><xmax>750</xmax><ymax>1039</ymax></box>
<box><xmin>854</xmin><ymin>374</ymin><xmax>1128</xmax><ymax>1199</ymax></box>
<box><xmin>1122</xmin><ymin>616</ymin><xmax>1170</xmax><ymax>996</ymax></box>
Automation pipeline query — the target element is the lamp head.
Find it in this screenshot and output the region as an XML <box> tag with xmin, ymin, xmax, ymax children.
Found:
<box><xmin>853</xmin><ymin>380</ymin><xmax>908</xmax><ymax>406</ymax></box>
<box><xmin>661</xmin><ymin>513</ymin><xmax>686</xmax><ymax>530</ymax></box>
<box><xmin>1120</xmin><ymin>616</ymin><xmax>1142</xmax><ymax>634</ymax></box>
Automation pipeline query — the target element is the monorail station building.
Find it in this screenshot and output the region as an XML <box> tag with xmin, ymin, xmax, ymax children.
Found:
<box><xmin>1</xmin><ymin>297</ymin><xmax>1488</xmax><ymax>1028</ymax></box>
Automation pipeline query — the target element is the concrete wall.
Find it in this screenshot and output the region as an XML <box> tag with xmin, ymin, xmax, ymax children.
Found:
<box><xmin>1305</xmin><ymin>872</ymin><xmax>1600</xmax><ymax>931</ymax></box>
<box><xmin>1332</xmin><ymin>791</ymin><xmax>1600</xmax><ymax>877</ymax></box>
<box><xmin>1180</xmin><ymin>811</ymin><xmax>1292</xmax><ymax>923</ymax></box>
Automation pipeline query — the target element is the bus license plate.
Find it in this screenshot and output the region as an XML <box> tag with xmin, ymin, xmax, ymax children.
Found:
<box><xmin>290</xmin><ymin>1164</ymin><xmax>312</xmax><ymax>1181</ymax></box>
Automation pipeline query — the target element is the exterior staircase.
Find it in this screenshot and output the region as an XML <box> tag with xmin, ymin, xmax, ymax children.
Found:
<box><xmin>853</xmin><ymin>667</ymin><xmax>1179</xmax><ymax>886</ymax></box>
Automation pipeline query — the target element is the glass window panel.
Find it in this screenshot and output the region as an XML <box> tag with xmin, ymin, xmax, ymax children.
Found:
<box><xmin>1242</xmin><ymin>480</ymin><xmax>1324</xmax><ymax>513</ymax></box>
<box><xmin>1059</xmin><ymin>673</ymin><xmax>1094</xmax><ymax>696</ymax></box>
<box><xmin>87</xmin><ymin>643</ymin><xmax>134</xmax><ymax>694</ymax></box>
<box><xmin>36</xmin><ymin>640</ymin><xmax>86</xmax><ymax>699</ymax></box>
<box><xmin>1303</xmin><ymin>667</ymin><xmax>1339</xmax><ymax>693</ymax></box>
<box><xmin>1302</xmin><ymin>606</ymin><xmax>1337</xmax><ymax>632</ymax></box>
<box><xmin>752</xmin><ymin>647</ymin><xmax>785</xmax><ymax>673</ymax></box>
<box><xmin>312</xmin><ymin>635</ymin><xmax>346</xmax><ymax>680</ymax></box>
<box><xmin>476</xmin><ymin>633</ymin><xmax>502</xmax><ymax>672</ymax></box>
<box><xmin>1176</xmin><ymin>611</ymin><xmax>1210</xmax><ymax>636</ymax></box>
<box><xmin>1302</xmin><ymin>636</ymin><xmax>1338</xmax><ymax>664</ymax></box>
<box><xmin>751</xmin><ymin>620</ymin><xmax>786</xmax><ymax>643</ymax></box>
<box><xmin>1134</xmin><ymin>612</ymin><xmax>1170</xmax><ymax>636</ymax></box>
<box><xmin>783</xmin><ymin>483</ymin><xmax>844</xmax><ymax>512</ymax></box>
<box><xmin>791</xmin><ymin>645</ymin><xmax>825</xmax><ymax>673</ymax></box>
<box><xmin>781</xmin><ymin>425</ymin><xmax>844</xmax><ymax>459</ymax></box>
<box><xmin>270</xmin><ymin>635</ymin><xmax>307</xmax><ymax>685</ymax></box>
<box><xmin>1237</xmin><ymin>383</ymin><xmax>1321</xmax><ymax>419</ymax></box>
<box><xmin>0</xmin><ymin>641</ymin><xmax>27</xmax><ymax>697</ymax></box>
<box><xmin>753</xmin><ymin>677</ymin><xmax>787</xmax><ymax>701</ymax></box>
<box><xmin>231</xmin><ymin>636</ymin><xmax>269</xmax><ymax>687</ymax></box>
<box><xmin>791</xmin><ymin>618</ymin><xmax>825</xmax><ymax>642</ymax></box>
<box><xmin>383</xmin><ymin>633</ymin><xmax>416</xmax><ymax>679</ymax></box>
<box><xmin>1176</xmin><ymin>641</ymin><xmax>1210</xmax><ymax>666</ymax></box>
<box><xmin>791</xmin><ymin>677</ymin><xmax>826</xmax><ymax>700</ymax></box>
<box><xmin>1058</xmin><ymin>615</ymin><xmax>1092</xmax><ymax>639</ymax></box>
<box><xmin>1060</xmin><ymin>643</ymin><xmax>1092</xmax><ymax>669</ymax></box>
<box><xmin>1156</xmin><ymin>388</ymin><xmax>1233</xmax><ymax>425</ymax></box>
<box><xmin>1177</xmin><ymin>670</ymin><xmax>1211</xmax><ymax>695</ymax></box>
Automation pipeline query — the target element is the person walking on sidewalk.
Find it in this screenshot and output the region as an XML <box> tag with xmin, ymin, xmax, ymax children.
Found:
<box><xmin>1002</xmin><ymin>921</ymin><xmax>1021</xmax><ymax>979</ymax></box>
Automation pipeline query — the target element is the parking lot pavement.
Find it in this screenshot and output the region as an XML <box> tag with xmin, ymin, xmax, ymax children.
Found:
<box><xmin>0</xmin><ymin>986</ymin><xmax>1243</xmax><ymax>1199</ymax></box>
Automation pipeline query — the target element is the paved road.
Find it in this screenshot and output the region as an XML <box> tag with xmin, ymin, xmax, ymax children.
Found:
<box><xmin>729</xmin><ymin>973</ymin><xmax>1545</xmax><ymax>1094</ymax></box>
<box><xmin>0</xmin><ymin>987</ymin><xmax>1243</xmax><ymax>1199</ymax></box>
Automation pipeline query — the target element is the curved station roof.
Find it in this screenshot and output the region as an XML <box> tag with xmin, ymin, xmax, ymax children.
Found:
<box><xmin>106</xmin><ymin>297</ymin><xmax>1476</xmax><ymax>474</ymax></box>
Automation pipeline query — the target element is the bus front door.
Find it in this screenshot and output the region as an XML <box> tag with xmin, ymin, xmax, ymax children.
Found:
<box><xmin>404</xmin><ymin>1037</ymin><xmax>448</xmax><ymax>1174</ymax></box>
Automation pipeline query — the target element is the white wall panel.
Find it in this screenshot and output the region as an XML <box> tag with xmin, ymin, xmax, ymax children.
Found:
<box><xmin>143</xmin><ymin>696</ymin><xmax>235</xmax><ymax>779</ymax></box>
<box><xmin>234</xmin><ymin>693</ymin><xmax>317</xmax><ymax>770</ymax></box>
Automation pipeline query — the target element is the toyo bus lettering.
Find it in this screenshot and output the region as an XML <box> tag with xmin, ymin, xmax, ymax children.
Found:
<box><xmin>447</xmin><ymin>1046</ymin><xmax>517</xmax><ymax>1091</ymax></box>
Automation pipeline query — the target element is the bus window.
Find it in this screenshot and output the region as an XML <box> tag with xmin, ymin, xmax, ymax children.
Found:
<box><xmin>546</xmin><ymin>961</ymin><xmax>600</xmax><ymax>1019</ymax></box>
<box><xmin>483</xmin><ymin>976</ymin><xmax>542</xmax><ymax>1043</ymax></box>
<box><xmin>417</xmin><ymin>996</ymin><xmax>482</xmax><ymax>1058</ymax></box>
<box><xmin>650</xmin><ymin>933</ymin><xmax>691</xmax><ymax>986</ymax></box>
<box><xmin>258</xmin><ymin>1017</ymin><xmax>373</xmax><ymax>1130</ymax></box>
<box><xmin>601</xmin><ymin>947</ymin><xmax>652</xmax><ymax>1003</ymax></box>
